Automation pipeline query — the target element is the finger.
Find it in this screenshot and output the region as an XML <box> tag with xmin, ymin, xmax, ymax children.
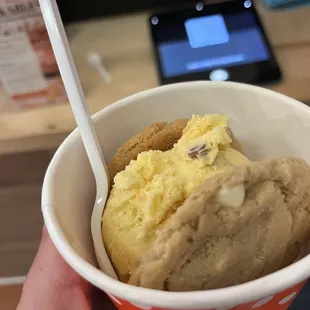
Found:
<box><xmin>17</xmin><ymin>226</ymin><xmax>91</xmax><ymax>310</ymax></box>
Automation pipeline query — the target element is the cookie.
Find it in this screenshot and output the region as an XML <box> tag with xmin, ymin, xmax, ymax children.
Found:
<box><xmin>108</xmin><ymin>119</ymin><xmax>243</xmax><ymax>181</ymax></box>
<box><xmin>129</xmin><ymin>157</ymin><xmax>310</xmax><ymax>291</ymax></box>
<box><xmin>227</xmin><ymin>127</ymin><xmax>243</xmax><ymax>154</ymax></box>
<box><xmin>108</xmin><ymin>119</ymin><xmax>188</xmax><ymax>181</ymax></box>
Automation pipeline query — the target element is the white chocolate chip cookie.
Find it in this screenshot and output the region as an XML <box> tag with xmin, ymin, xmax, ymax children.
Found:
<box><xmin>129</xmin><ymin>157</ymin><xmax>310</xmax><ymax>291</ymax></box>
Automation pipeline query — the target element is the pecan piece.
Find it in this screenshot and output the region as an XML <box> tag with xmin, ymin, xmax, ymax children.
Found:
<box><xmin>188</xmin><ymin>144</ymin><xmax>209</xmax><ymax>159</ymax></box>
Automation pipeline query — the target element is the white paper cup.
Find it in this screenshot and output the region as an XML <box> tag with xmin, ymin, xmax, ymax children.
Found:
<box><xmin>42</xmin><ymin>81</ymin><xmax>310</xmax><ymax>310</ymax></box>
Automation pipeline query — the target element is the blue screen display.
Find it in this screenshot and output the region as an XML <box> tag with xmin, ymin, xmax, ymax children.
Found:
<box><xmin>185</xmin><ymin>15</ymin><xmax>230</xmax><ymax>48</ymax></box>
<box><xmin>154</xmin><ymin>12</ymin><xmax>270</xmax><ymax>78</ymax></box>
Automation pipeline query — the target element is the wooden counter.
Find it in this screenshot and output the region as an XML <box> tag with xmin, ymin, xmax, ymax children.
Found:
<box><xmin>1</xmin><ymin>3</ymin><xmax>310</xmax><ymax>155</ymax></box>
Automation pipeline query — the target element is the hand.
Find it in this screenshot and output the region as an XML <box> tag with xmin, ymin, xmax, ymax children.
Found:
<box><xmin>17</xmin><ymin>226</ymin><xmax>92</xmax><ymax>310</ymax></box>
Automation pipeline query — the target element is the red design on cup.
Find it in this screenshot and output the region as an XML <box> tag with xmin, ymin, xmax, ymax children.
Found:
<box><xmin>106</xmin><ymin>280</ymin><xmax>307</xmax><ymax>310</ymax></box>
<box><xmin>106</xmin><ymin>293</ymin><xmax>218</xmax><ymax>310</ymax></box>
<box><xmin>235</xmin><ymin>280</ymin><xmax>306</xmax><ymax>310</ymax></box>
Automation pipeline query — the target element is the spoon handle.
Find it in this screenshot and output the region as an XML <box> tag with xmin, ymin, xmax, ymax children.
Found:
<box><xmin>39</xmin><ymin>0</ymin><xmax>109</xmax><ymax>190</ymax></box>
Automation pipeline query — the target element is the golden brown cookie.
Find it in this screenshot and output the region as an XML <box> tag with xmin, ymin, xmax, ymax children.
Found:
<box><xmin>227</xmin><ymin>127</ymin><xmax>243</xmax><ymax>154</ymax></box>
<box><xmin>108</xmin><ymin>119</ymin><xmax>243</xmax><ymax>181</ymax></box>
<box><xmin>129</xmin><ymin>157</ymin><xmax>310</xmax><ymax>291</ymax></box>
<box><xmin>108</xmin><ymin>119</ymin><xmax>188</xmax><ymax>181</ymax></box>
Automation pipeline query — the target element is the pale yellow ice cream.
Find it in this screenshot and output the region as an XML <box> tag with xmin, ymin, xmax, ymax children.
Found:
<box><xmin>102</xmin><ymin>114</ymin><xmax>249</xmax><ymax>281</ymax></box>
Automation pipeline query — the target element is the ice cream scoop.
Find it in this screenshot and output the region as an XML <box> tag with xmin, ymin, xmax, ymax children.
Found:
<box><xmin>102</xmin><ymin>114</ymin><xmax>249</xmax><ymax>281</ymax></box>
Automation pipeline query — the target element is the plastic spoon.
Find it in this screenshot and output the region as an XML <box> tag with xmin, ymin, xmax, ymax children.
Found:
<box><xmin>39</xmin><ymin>0</ymin><xmax>118</xmax><ymax>279</ymax></box>
<box><xmin>87</xmin><ymin>52</ymin><xmax>112</xmax><ymax>84</ymax></box>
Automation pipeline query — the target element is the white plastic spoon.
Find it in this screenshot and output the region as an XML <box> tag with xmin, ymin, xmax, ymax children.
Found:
<box><xmin>39</xmin><ymin>0</ymin><xmax>118</xmax><ymax>279</ymax></box>
<box><xmin>87</xmin><ymin>52</ymin><xmax>112</xmax><ymax>84</ymax></box>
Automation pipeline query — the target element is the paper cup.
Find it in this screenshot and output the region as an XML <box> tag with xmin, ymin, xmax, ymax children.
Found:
<box><xmin>42</xmin><ymin>81</ymin><xmax>310</xmax><ymax>310</ymax></box>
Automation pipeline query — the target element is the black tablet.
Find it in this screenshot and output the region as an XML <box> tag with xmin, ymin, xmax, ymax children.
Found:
<box><xmin>149</xmin><ymin>0</ymin><xmax>282</xmax><ymax>85</ymax></box>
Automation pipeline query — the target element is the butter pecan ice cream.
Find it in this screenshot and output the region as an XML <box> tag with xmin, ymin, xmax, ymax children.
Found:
<box><xmin>102</xmin><ymin>114</ymin><xmax>249</xmax><ymax>281</ymax></box>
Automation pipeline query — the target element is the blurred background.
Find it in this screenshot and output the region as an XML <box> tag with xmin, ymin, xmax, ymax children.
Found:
<box><xmin>0</xmin><ymin>0</ymin><xmax>310</xmax><ymax>309</ymax></box>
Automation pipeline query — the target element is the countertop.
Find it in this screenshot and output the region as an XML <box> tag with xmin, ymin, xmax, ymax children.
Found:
<box><xmin>1</xmin><ymin>2</ymin><xmax>310</xmax><ymax>155</ymax></box>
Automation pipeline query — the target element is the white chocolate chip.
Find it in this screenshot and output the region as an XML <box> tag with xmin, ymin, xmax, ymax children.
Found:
<box><xmin>217</xmin><ymin>183</ymin><xmax>245</xmax><ymax>208</ymax></box>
